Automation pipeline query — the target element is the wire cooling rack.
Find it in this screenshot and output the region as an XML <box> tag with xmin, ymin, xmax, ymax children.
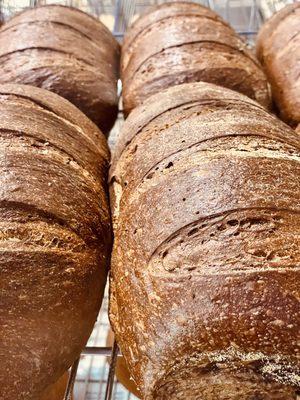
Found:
<box><xmin>0</xmin><ymin>0</ymin><xmax>296</xmax><ymax>38</ymax></box>
<box><xmin>0</xmin><ymin>0</ymin><xmax>296</xmax><ymax>399</ymax></box>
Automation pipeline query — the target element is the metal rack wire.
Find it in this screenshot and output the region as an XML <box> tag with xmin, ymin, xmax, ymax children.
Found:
<box><xmin>1</xmin><ymin>0</ymin><xmax>296</xmax><ymax>38</ymax></box>
<box><xmin>0</xmin><ymin>0</ymin><xmax>296</xmax><ymax>399</ymax></box>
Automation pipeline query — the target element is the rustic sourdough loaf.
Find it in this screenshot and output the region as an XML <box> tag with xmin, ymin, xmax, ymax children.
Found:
<box><xmin>256</xmin><ymin>3</ymin><xmax>300</xmax><ymax>127</ymax></box>
<box><xmin>0</xmin><ymin>84</ymin><xmax>111</xmax><ymax>400</ymax></box>
<box><xmin>109</xmin><ymin>82</ymin><xmax>300</xmax><ymax>399</ymax></box>
<box><xmin>0</xmin><ymin>5</ymin><xmax>119</xmax><ymax>134</ymax></box>
<box><xmin>121</xmin><ymin>1</ymin><xmax>270</xmax><ymax>115</ymax></box>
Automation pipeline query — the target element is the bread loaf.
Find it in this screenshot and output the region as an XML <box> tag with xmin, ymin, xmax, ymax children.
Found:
<box><xmin>256</xmin><ymin>3</ymin><xmax>300</xmax><ymax>127</ymax></box>
<box><xmin>109</xmin><ymin>82</ymin><xmax>300</xmax><ymax>399</ymax></box>
<box><xmin>0</xmin><ymin>84</ymin><xmax>111</xmax><ymax>400</ymax></box>
<box><xmin>121</xmin><ymin>2</ymin><xmax>270</xmax><ymax>115</ymax></box>
<box><xmin>0</xmin><ymin>5</ymin><xmax>120</xmax><ymax>133</ymax></box>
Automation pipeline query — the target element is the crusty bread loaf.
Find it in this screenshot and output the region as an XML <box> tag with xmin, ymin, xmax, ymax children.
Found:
<box><xmin>109</xmin><ymin>82</ymin><xmax>300</xmax><ymax>399</ymax></box>
<box><xmin>0</xmin><ymin>84</ymin><xmax>111</xmax><ymax>400</ymax></box>
<box><xmin>256</xmin><ymin>3</ymin><xmax>300</xmax><ymax>127</ymax></box>
<box><xmin>0</xmin><ymin>5</ymin><xmax>120</xmax><ymax>134</ymax></box>
<box><xmin>121</xmin><ymin>1</ymin><xmax>270</xmax><ymax>115</ymax></box>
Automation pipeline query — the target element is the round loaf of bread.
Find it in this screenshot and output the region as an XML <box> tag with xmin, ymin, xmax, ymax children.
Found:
<box><xmin>256</xmin><ymin>3</ymin><xmax>300</xmax><ymax>127</ymax></box>
<box><xmin>0</xmin><ymin>5</ymin><xmax>120</xmax><ymax>134</ymax></box>
<box><xmin>110</xmin><ymin>82</ymin><xmax>300</xmax><ymax>399</ymax></box>
<box><xmin>0</xmin><ymin>84</ymin><xmax>111</xmax><ymax>400</ymax></box>
<box><xmin>121</xmin><ymin>2</ymin><xmax>270</xmax><ymax>115</ymax></box>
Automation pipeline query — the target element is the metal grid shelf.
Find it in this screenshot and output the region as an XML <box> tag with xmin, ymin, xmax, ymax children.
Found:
<box><xmin>1</xmin><ymin>0</ymin><xmax>296</xmax><ymax>39</ymax></box>
<box><xmin>0</xmin><ymin>0</ymin><xmax>297</xmax><ymax>399</ymax></box>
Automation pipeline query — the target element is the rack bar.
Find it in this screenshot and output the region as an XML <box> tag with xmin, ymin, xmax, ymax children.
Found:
<box><xmin>82</xmin><ymin>346</ymin><xmax>122</xmax><ymax>356</ymax></box>
<box><xmin>64</xmin><ymin>358</ymin><xmax>80</xmax><ymax>400</ymax></box>
<box><xmin>104</xmin><ymin>341</ymin><xmax>119</xmax><ymax>400</ymax></box>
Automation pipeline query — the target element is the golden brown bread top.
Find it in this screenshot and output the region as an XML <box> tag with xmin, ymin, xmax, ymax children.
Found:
<box><xmin>0</xmin><ymin>5</ymin><xmax>120</xmax><ymax>133</ymax></box>
<box><xmin>121</xmin><ymin>2</ymin><xmax>270</xmax><ymax>114</ymax></box>
<box><xmin>0</xmin><ymin>84</ymin><xmax>111</xmax><ymax>400</ymax></box>
<box><xmin>110</xmin><ymin>82</ymin><xmax>300</xmax><ymax>399</ymax></box>
<box><xmin>256</xmin><ymin>3</ymin><xmax>300</xmax><ymax>126</ymax></box>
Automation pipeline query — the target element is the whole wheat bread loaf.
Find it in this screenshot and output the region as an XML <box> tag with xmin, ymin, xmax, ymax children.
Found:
<box><xmin>0</xmin><ymin>5</ymin><xmax>120</xmax><ymax>134</ymax></box>
<box><xmin>0</xmin><ymin>84</ymin><xmax>111</xmax><ymax>400</ymax></box>
<box><xmin>256</xmin><ymin>3</ymin><xmax>300</xmax><ymax>127</ymax></box>
<box><xmin>109</xmin><ymin>82</ymin><xmax>300</xmax><ymax>399</ymax></box>
<box><xmin>121</xmin><ymin>2</ymin><xmax>270</xmax><ymax>115</ymax></box>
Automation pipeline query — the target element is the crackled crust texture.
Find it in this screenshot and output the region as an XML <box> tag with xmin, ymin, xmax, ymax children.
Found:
<box><xmin>256</xmin><ymin>3</ymin><xmax>300</xmax><ymax>127</ymax></box>
<box><xmin>109</xmin><ymin>82</ymin><xmax>300</xmax><ymax>399</ymax></box>
<box><xmin>0</xmin><ymin>5</ymin><xmax>120</xmax><ymax>134</ymax></box>
<box><xmin>0</xmin><ymin>84</ymin><xmax>111</xmax><ymax>400</ymax></box>
<box><xmin>121</xmin><ymin>1</ymin><xmax>270</xmax><ymax>115</ymax></box>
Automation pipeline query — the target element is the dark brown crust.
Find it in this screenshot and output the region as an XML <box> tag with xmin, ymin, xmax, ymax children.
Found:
<box><xmin>109</xmin><ymin>82</ymin><xmax>300</xmax><ymax>399</ymax></box>
<box><xmin>123</xmin><ymin>17</ymin><xmax>259</xmax><ymax>78</ymax></box>
<box><xmin>0</xmin><ymin>5</ymin><xmax>120</xmax><ymax>134</ymax></box>
<box><xmin>123</xmin><ymin>42</ymin><xmax>270</xmax><ymax>115</ymax></box>
<box><xmin>121</xmin><ymin>2</ymin><xmax>270</xmax><ymax>115</ymax></box>
<box><xmin>1</xmin><ymin>4</ymin><xmax>118</xmax><ymax>53</ymax></box>
<box><xmin>256</xmin><ymin>3</ymin><xmax>300</xmax><ymax>60</ymax></box>
<box><xmin>0</xmin><ymin>84</ymin><xmax>111</xmax><ymax>400</ymax></box>
<box><xmin>122</xmin><ymin>2</ymin><xmax>230</xmax><ymax>72</ymax></box>
<box><xmin>256</xmin><ymin>3</ymin><xmax>300</xmax><ymax>127</ymax></box>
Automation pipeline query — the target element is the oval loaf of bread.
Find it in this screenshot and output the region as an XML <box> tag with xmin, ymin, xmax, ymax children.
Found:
<box><xmin>256</xmin><ymin>3</ymin><xmax>300</xmax><ymax>127</ymax></box>
<box><xmin>121</xmin><ymin>1</ymin><xmax>270</xmax><ymax>115</ymax></box>
<box><xmin>0</xmin><ymin>5</ymin><xmax>120</xmax><ymax>133</ymax></box>
<box><xmin>110</xmin><ymin>82</ymin><xmax>300</xmax><ymax>399</ymax></box>
<box><xmin>0</xmin><ymin>84</ymin><xmax>111</xmax><ymax>400</ymax></box>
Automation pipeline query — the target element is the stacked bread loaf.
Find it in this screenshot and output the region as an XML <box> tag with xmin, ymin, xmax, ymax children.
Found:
<box><xmin>121</xmin><ymin>1</ymin><xmax>270</xmax><ymax>115</ymax></box>
<box><xmin>0</xmin><ymin>84</ymin><xmax>111</xmax><ymax>400</ymax></box>
<box><xmin>256</xmin><ymin>3</ymin><xmax>300</xmax><ymax>127</ymax></box>
<box><xmin>0</xmin><ymin>5</ymin><xmax>119</xmax><ymax>133</ymax></box>
<box><xmin>109</xmin><ymin>82</ymin><xmax>300</xmax><ymax>399</ymax></box>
